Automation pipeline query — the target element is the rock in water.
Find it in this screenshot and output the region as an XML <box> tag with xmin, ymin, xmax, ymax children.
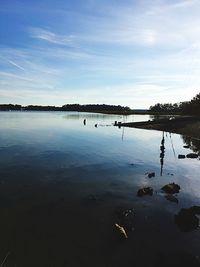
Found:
<box><xmin>165</xmin><ymin>194</ymin><xmax>178</xmax><ymax>204</ymax></box>
<box><xmin>148</xmin><ymin>172</ymin><xmax>155</xmax><ymax>178</ymax></box>
<box><xmin>186</xmin><ymin>153</ymin><xmax>198</xmax><ymax>159</ymax></box>
<box><xmin>137</xmin><ymin>187</ymin><xmax>153</xmax><ymax>197</ymax></box>
<box><xmin>162</xmin><ymin>183</ymin><xmax>180</xmax><ymax>194</ymax></box>
<box><xmin>178</xmin><ymin>154</ymin><xmax>185</xmax><ymax>159</ymax></box>
<box><xmin>115</xmin><ymin>208</ymin><xmax>135</xmax><ymax>232</ymax></box>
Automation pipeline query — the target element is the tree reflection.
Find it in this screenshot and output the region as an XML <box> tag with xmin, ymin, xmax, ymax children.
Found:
<box><xmin>181</xmin><ymin>135</ymin><xmax>200</xmax><ymax>154</ymax></box>
<box><xmin>160</xmin><ymin>131</ymin><xmax>165</xmax><ymax>176</ymax></box>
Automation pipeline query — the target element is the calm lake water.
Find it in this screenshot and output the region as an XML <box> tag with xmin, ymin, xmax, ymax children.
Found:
<box><xmin>0</xmin><ymin>111</ymin><xmax>200</xmax><ymax>267</ymax></box>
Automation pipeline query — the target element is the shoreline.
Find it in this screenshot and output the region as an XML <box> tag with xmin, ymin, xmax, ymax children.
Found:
<box><xmin>0</xmin><ymin>109</ymin><xmax>181</xmax><ymax>116</ymax></box>
<box><xmin>115</xmin><ymin>116</ymin><xmax>200</xmax><ymax>139</ymax></box>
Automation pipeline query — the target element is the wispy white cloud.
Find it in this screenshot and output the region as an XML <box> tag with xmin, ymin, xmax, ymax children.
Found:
<box><xmin>146</xmin><ymin>0</ymin><xmax>197</xmax><ymax>15</ymax></box>
<box><xmin>75</xmin><ymin>0</ymin><xmax>200</xmax><ymax>48</ymax></box>
<box><xmin>30</xmin><ymin>27</ymin><xmax>77</xmax><ymax>47</ymax></box>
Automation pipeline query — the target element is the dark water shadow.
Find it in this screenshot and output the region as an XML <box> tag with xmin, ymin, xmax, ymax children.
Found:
<box><xmin>155</xmin><ymin>251</ymin><xmax>200</xmax><ymax>267</ymax></box>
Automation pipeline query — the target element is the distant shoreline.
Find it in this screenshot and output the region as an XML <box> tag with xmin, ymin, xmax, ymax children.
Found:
<box><xmin>0</xmin><ymin>109</ymin><xmax>182</xmax><ymax>116</ymax></box>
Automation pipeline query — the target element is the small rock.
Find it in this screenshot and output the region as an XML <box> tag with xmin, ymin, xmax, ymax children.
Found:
<box><xmin>148</xmin><ymin>172</ymin><xmax>155</xmax><ymax>178</ymax></box>
<box><xmin>178</xmin><ymin>154</ymin><xmax>185</xmax><ymax>159</ymax></box>
<box><xmin>129</xmin><ymin>163</ymin><xmax>135</xmax><ymax>167</ymax></box>
<box><xmin>162</xmin><ymin>183</ymin><xmax>180</xmax><ymax>194</ymax></box>
<box><xmin>186</xmin><ymin>153</ymin><xmax>198</xmax><ymax>159</ymax></box>
<box><xmin>165</xmin><ymin>194</ymin><xmax>178</xmax><ymax>204</ymax></box>
<box><xmin>137</xmin><ymin>187</ymin><xmax>153</xmax><ymax>197</ymax></box>
<box><xmin>115</xmin><ymin>207</ymin><xmax>135</xmax><ymax>232</ymax></box>
<box><xmin>183</xmin><ymin>145</ymin><xmax>190</xmax><ymax>148</ymax></box>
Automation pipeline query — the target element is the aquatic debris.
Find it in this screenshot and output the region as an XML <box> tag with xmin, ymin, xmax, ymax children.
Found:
<box><xmin>0</xmin><ymin>252</ymin><xmax>10</xmax><ymax>267</ymax></box>
<box><xmin>165</xmin><ymin>194</ymin><xmax>178</xmax><ymax>204</ymax></box>
<box><xmin>175</xmin><ymin>206</ymin><xmax>200</xmax><ymax>232</ymax></box>
<box><xmin>147</xmin><ymin>172</ymin><xmax>155</xmax><ymax>178</ymax></box>
<box><xmin>137</xmin><ymin>187</ymin><xmax>153</xmax><ymax>197</ymax></box>
<box><xmin>178</xmin><ymin>154</ymin><xmax>185</xmax><ymax>159</ymax></box>
<box><xmin>186</xmin><ymin>153</ymin><xmax>198</xmax><ymax>159</ymax></box>
<box><xmin>162</xmin><ymin>183</ymin><xmax>180</xmax><ymax>194</ymax></box>
<box><xmin>115</xmin><ymin>207</ymin><xmax>135</xmax><ymax>232</ymax></box>
<box><xmin>183</xmin><ymin>145</ymin><xmax>190</xmax><ymax>148</ymax></box>
<box><xmin>115</xmin><ymin>223</ymin><xmax>128</xmax><ymax>239</ymax></box>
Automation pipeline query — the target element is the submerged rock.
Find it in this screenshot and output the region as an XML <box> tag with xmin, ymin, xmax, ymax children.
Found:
<box><xmin>115</xmin><ymin>207</ymin><xmax>135</xmax><ymax>232</ymax></box>
<box><xmin>165</xmin><ymin>194</ymin><xmax>178</xmax><ymax>204</ymax></box>
<box><xmin>175</xmin><ymin>206</ymin><xmax>200</xmax><ymax>232</ymax></box>
<box><xmin>148</xmin><ymin>172</ymin><xmax>155</xmax><ymax>178</ymax></box>
<box><xmin>137</xmin><ymin>187</ymin><xmax>153</xmax><ymax>197</ymax></box>
<box><xmin>167</xmin><ymin>173</ymin><xmax>174</xmax><ymax>176</ymax></box>
<box><xmin>178</xmin><ymin>154</ymin><xmax>185</xmax><ymax>159</ymax></box>
<box><xmin>186</xmin><ymin>153</ymin><xmax>199</xmax><ymax>159</ymax></box>
<box><xmin>162</xmin><ymin>183</ymin><xmax>180</xmax><ymax>194</ymax></box>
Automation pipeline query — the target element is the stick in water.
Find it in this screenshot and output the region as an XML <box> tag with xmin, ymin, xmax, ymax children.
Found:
<box><xmin>0</xmin><ymin>252</ymin><xmax>10</xmax><ymax>267</ymax></box>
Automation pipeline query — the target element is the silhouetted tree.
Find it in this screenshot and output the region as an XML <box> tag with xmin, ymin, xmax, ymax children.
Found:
<box><xmin>149</xmin><ymin>92</ymin><xmax>200</xmax><ymax>116</ymax></box>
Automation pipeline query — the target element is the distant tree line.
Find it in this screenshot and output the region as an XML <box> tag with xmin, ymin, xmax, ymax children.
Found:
<box><xmin>61</xmin><ymin>104</ymin><xmax>130</xmax><ymax>112</ymax></box>
<box><xmin>149</xmin><ymin>92</ymin><xmax>200</xmax><ymax>116</ymax></box>
<box><xmin>0</xmin><ymin>103</ymin><xmax>131</xmax><ymax>112</ymax></box>
<box><xmin>0</xmin><ymin>104</ymin><xmax>22</xmax><ymax>111</ymax></box>
<box><xmin>149</xmin><ymin>103</ymin><xmax>181</xmax><ymax>113</ymax></box>
<box><xmin>181</xmin><ymin>93</ymin><xmax>200</xmax><ymax>116</ymax></box>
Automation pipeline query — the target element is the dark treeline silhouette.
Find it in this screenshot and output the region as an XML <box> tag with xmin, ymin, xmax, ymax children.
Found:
<box><xmin>0</xmin><ymin>103</ymin><xmax>131</xmax><ymax>112</ymax></box>
<box><xmin>61</xmin><ymin>104</ymin><xmax>130</xmax><ymax>112</ymax></box>
<box><xmin>149</xmin><ymin>103</ymin><xmax>182</xmax><ymax>113</ymax></box>
<box><xmin>181</xmin><ymin>93</ymin><xmax>200</xmax><ymax>116</ymax></box>
<box><xmin>149</xmin><ymin>92</ymin><xmax>200</xmax><ymax>116</ymax></box>
<box><xmin>0</xmin><ymin>104</ymin><xmax>22</xmax><ymax>111</ymax></box>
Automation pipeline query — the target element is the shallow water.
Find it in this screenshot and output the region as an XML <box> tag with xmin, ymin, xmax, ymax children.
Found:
<box><xmin>0</xmin><ymin>111</ymin><xmax>199</xmax><ymax>266</ymax></box>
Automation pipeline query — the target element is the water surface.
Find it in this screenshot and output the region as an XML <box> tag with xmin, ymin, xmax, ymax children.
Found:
<box><xmin>0</xmin><ymin>111</ymin><xmax>199</xmax><ymax>266</ymax></box>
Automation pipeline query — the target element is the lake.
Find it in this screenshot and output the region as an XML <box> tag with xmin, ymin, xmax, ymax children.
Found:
<box><xmin>0</xmin><ymin>111</ymin><xmax>200</xmax><ymax>267</ymax></box>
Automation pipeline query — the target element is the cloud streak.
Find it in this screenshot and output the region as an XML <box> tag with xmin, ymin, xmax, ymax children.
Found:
<box><xmin>6</xmin><ymin>59</ymin><xmax>25</xmax><ymax>71</ymax></box>
<box><xmin>30</xmin><ymin>27</ymin><xmax>77</xmax><ymax>47</ymax></box>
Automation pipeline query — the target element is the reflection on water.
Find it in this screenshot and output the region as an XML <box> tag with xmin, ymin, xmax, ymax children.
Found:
<box><xmin>182</xmin><ymin>135</ymin><xmax>200</xmax><ymax>154</ymax></box>
<box><xmin>150</xmin><ymin>114</ymin><xmax>180</xmax><ymax>120</ymax></box>
<box><xmin>0</xmin><ymin>111</ymin><xmax>199</xmax><ymax>267</ymax></box>
<box><xmin>160</xmin><ymin>132</ymin><xmax>165</xmax><ymax>176</ymax></box>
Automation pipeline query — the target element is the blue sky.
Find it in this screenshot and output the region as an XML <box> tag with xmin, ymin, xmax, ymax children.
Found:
<box><xmin>0</xmin><ymin>0</ymin><xmax>200</xmax><ymax>108</ymax></box>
